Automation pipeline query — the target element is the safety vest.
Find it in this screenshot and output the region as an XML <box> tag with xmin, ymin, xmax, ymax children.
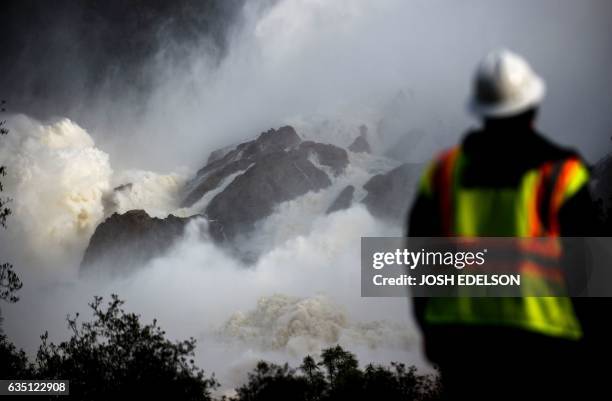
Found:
<box><xmin>419</xmin><ymin>146</ymin><xmax>590</xmax><ymax>340</ymax></box>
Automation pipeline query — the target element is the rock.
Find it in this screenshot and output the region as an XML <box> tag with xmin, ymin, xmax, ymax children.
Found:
<box><xmin>194</xmin><ymin>126</ymin><xmax>301</xmax><ymax>180</ymax></box>
<box><xmin>298</xmin><ymin>141</ymin><xmax>349</xmax><ymax>176</ymax></box>
<box><xmin>205</xmin><ymin>149</ymin><xmax>333</xmax><ymax>242</ymax></box>
<box><xmin>348</xmin><ymin>125</ymin><xmax>371</xmax><ymax>153</ymax></box>
<box><xmin>326</xmin><ymin>185</ymin><xmax>355</xmax><ymax>214</ymax></box>
<box><xmin>81</xmin><ymin>210</ymin><xmax>194</xmax><ymax>273</ymax></box>
<box><xmin>182</xmin><ymin>126</ymin><xmax>301</xmax><ymax>207</ymax></box>
<box><xmin>362</xmin><ymin>163</ymin><xmax>422</xmax><ymax>223</ymax></box>
<box><xmin>241</xmin><ymin>125</ymin><xmax>302</xmax><ymax>159</ymax></box>
<box><xmin>182</xmin><ymin>125</ymin><xmax>349</xmax><ymax>242</ymax></box>
<box><xmin>83</xmin><ymin>125</ymin><xmax>358</xmax><ymax>270</ymax></box>
<box><xmin>182</xmin><ymin>158</ymin><xmax>253</xmax><ymax>208</ymax></box>
<box><xmin>207</xmin><ymin>144</ymin><xmax>237</xmax><ymax>165</ymax></box>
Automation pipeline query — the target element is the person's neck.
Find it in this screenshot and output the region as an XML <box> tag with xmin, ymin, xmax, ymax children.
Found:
<box><xmin>483</xmin><ymin>120</ymin><xmax>534</xmax><ymax>134</ymax></box>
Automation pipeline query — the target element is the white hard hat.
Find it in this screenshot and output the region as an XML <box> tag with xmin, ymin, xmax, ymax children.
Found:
<box><xmin>469</xmin><ymin>49</ymin><xmax>545</xmax><ymax>118</ymax></box>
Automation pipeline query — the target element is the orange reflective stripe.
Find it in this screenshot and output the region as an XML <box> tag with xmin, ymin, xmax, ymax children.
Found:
<box><xmin>530</xmin><ymin>162</ymin><xmax>552</xmax><ymax>236</ymax></box>
<box><xmin>520</xmin><ymin>260</ymin><xmax>565</xmax><ymax>284</ymax></box>
<box><xmin>549</xmin><ymin>158</ymin><xmax>581</xmax><ymax>236</ymax></box>
<box><xmin>517</xmin><ymin>237</ymin><xmax>562</xmax><ymax>259</ymax></box>
<box><xmin>434</xmin><ymin>147</ymin><xmax>460</xmax><ymax>236</ymax></box>
<box><xmin>425</xmin><ymin>151</ymin><xmax>584</xmax><ymax>339</ymax></box>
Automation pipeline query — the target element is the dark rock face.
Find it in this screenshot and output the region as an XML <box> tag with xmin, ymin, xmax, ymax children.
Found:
<box><xmin>348</xmin><ymin>125</ymin><xmax>371</xmax><ymax>153</ymax></box>
<box><xmin>362</xmin><ymin>163</ymin><xmax>422</xmax><ymax>223</ymax></box>
<box><xmin>326</xmin><ymin>185</ymin><xmax>355</xmax><ymax>214</ymax></box>
<box><xmin>194</xmin><ymin>126</ymin><xmax>301</xmax><ymax>180</ymax></box>
<box><xmin>183</xmin><ymin>126</ymin><xmax>349</xmax><ymax>242</ymax></box>
<box><xmin>182</xmin><ymin>158</ymin><xmax>253</xmax><ymax>208</ymax></box>
<box><xmin>82</xmin><ymin>124</ymin><xmax>382</xmax><ymax>271</ymax></box>
<box><xmin>205</xmin><ymin>149</ymin><xmax>333</xmax><ymax>241</ymax></box>
<box><xmin>182</xmin><ymin>126</ymin><xmax>302</xmax><ymax>207</ymax></box>
<box><xmin>299</xmin><ymin>141</ymin><xmax>349</xmax><ymax>176</ymax></box>
<box><xmin>81</xmin><ymin>210</ymin><xmax>194</xmax><ymax>273</ymax></box>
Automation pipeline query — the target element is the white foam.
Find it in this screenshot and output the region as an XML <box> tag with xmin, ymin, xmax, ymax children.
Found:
<box><xmin>0</xmin><ymin>116</ymin><xmax>112</xmax><ymax>269</ymax></box>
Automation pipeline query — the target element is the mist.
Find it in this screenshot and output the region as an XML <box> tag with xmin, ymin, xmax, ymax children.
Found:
<box><xmin>3</xmin><ymin>0</ymin><xmax>611</xmax><ymax>170</ymax></box>
<box><xmin>1</xmin><ymin>0</ymin><xmax>612</xmax><ymax>392</ymax></box>
<box><xmin>0</xmin><ymin>114</ymin><xmax>419</xmax><ymax>389</ymax></box>
<box><xmin>103</xmin><ymin>0</ymin><xmax>612</xmax><ymax>170</ymax></box>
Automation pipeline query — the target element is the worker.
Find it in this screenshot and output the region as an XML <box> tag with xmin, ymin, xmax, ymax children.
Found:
<box><xmin>407</xmin><ymin>49</ymin><xmax>602</xmax><ymax>400</ymax></box>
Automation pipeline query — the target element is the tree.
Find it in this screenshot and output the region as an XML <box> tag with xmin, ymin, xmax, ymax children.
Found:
<box><xmin>362</xmin><ymin>362</ymin><xmax>441</xmax><ymax>401</ymax></box>
<box><xmin>0</xmin><ymin>330</ymin><xmax>34</xmax><ymax>379</ymax></box>
<box><xmin>35</xmin><ymin>295</ymin><xmax>218</xmax><ymax>400</ymax></box>
<box><xmin>0</xmin><ymin>263</ymin><xmax>21</xmax><ymax>303</ymax></box>
<box><xmin>0</xmin><ymin>100</ymin><xmax>22</xmax><ymax>303</ymax></box>
<box><xmin>0</xmin><ymin>100</ymin><xmax>30</xmax><ymax>378</ymax></box>
<box><xmin>232</xmin><ymin>345</ymin><xmax>441</xmax><ymax>401</ymax></box>
<box><xmin>300</xmin><ymin>355</ymin><xmax>326</xmax><ymax>400</ymax></box>
<box><xmin>318</xmin><ymin>345</ymin><xmax>359</xmax><ymax>386</ymax></box>
<box><xmin>234</xmin><ymin>361</ymin><xmax>309</xmax><ymax>401</ymax></box>
<box><xmin>318</xmin><ymin>345</ymin><xmax>362</xmax><ymax>400</ymax></box>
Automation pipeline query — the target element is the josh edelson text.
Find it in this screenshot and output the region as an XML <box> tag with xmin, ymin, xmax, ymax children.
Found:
<box><xmin>371</xmin><ymin>248</ymin><xmax>521</xmax><ymax>287</ymax></box>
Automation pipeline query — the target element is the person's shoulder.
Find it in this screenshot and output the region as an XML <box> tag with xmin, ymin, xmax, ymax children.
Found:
<box><xmin>534</xmin><ymin>132</ymin><xmax>592</xmax><ymax>203</ymax></box>
<box><xmin>531</xmin><ymin>131</ymin><xmax>588</xmax><ymax>166</ymax></box>
<box><xmin>418</xmin><ymin>146</ymin><xmax>462</xmax><ymax>197</ymax></box>
<box><xmin>461</xmin><ymin>128</ymin><xmax>486</xmax><ymax>151</ymax></box>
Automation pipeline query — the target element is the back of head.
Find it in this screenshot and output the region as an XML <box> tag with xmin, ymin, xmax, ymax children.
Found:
<box><xmin>484</xmin><ymin>108</ymin><xmax>538</xmax><ymax>133</ymax></box>
<box><xmin>469</xmin><ymin>49</ymin><xmax>545</xmax><ymax>120</ymax></box>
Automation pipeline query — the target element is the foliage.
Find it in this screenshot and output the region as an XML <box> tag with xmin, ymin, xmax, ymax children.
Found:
<box><xmin>0</xmin><ymin>326</ymin><xmax>35</xmax><ymax>379</ymax></box>
<box><xmin>0</xmin><ymin>99</ymin><xmax>10</xmax><ymax>228</ymax></box>
<box><xmin>0</xmin><ymin>100</ymin><xmax>30</xmax><ymax>379</ymax></box>
<box><xmin>0</xmin><ymin>101</ymin><xmax>22</xmax><ymax>304</ymax></box>
<box><xmin>0</xmin><ymin>262</ymin><xmax>22</xmax><ymax>303</ymax></box>
<box><xmin>33</xmin><ymin>294</ymin><xmax>219</xmax><ymax>400</ymax></box>
<box><xmin>233</xmin><ymin>361</ymin><xmax>310</xmax><ymax>401</ymax></box>
<box><xmin>1</xmin><ymin>293</ymin><xmax>440</xmax><ymax>399</ymax></box>
<box><xmin>232</xmin><ymin>345</ymin><xmax>441</xmax><ymax>401</ymax></box>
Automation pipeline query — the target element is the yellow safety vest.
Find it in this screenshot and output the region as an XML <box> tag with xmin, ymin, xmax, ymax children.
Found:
<box><xmin>418</xmin><ymin>146</ymin><xmax>590</xmax><ymax>340</ymax></box>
